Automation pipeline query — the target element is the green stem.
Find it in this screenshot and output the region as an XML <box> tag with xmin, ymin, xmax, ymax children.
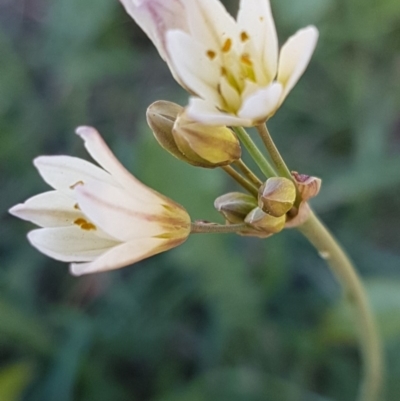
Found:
<box><xmin>255</xmin><ymin>123</ymin><xmax>293</xmax><ymax>181</ymax></box>
<box><xmin>298</xmin><ymin>210</ymin><xmax>383</xmax><ymax>401</ymax></box>
<box><xmin>232</xmin><ymin>126</ymin><xmax>277</xmax><ymax>178</ymax></box>
<box><xmin>221</xmin><ymin>166</ymin><xmax>258</xmax><ymax>197</ymax></box>
<box><xmin>234</xmin><ymin>159</ymin><xmax>263</xmax><ymax>187</ymax></box>
<box><xmin>191</xmin><ymin>221</ymin><xmax>247</xmax><ymax>234</ymax></box>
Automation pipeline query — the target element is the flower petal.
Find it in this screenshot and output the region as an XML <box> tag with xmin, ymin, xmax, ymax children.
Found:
<box><xmin>70</xmin><ymin>236</ymin><xmax>179</xmax><ymax>275</ymax></box>
<box><xmin>9</xmin><ymin>191</ymin><xmax>80</xmax><ymax>228</ymax></box>
<box><xmin>186</xmin><ymin>0</ymin><xmax>237</xmax><ymax>49</ymax></box>
<box><xmin>28</xmin><ymin>227</ymin><xmax>119</xmax><ymax>262</ymax></box>
<box><xmin>74</xmin><ymin>180</ymin><xmax>166</xmax><ymax>242</ymax></box>
<box><xmin>119</xmin><ymin>0</ymin><xmax>189</xmax><ymax>62</ymax></box>
<box><xmin>166</xmin><ymin>30</ymin><xmax>222</xmax><ymax>105</ymax></box>
<box><xmin>186</xmin><ymin>97</ymin><xmax>252</xmax><ymax>126</ymax></box>
<box><xmin>237</xmin><ymin>0</ymin><xmax>278</xmax><ymax>82</ymax></box>
<box><xmin>75</xmin><ymin>126</ymin><xmax>162</xmax><ymax>204</ymax></box>
<box><xmin>277</xmin><ymin>26</ymin><xmax>319</xmax><ymax>101</ymax></box>
<box><xmin>34</xmin><ymin>155</ymin><xmax>116</xmax><ymax>194</ymax></box>
<box><xmin>238</xmin><ymin>82</ymin><xmax>282</xmax><ymax>123</ymax></box>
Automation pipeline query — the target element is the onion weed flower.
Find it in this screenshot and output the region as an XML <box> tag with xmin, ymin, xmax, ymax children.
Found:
<box><xmin>9</xmin><ymin>127</ymin><xmax>191</xmax><ymax>276</ymax></box>
<box><xmin>120</xmin><ymin>0</ymin><xmax>318</xmax><ymax>126</ymax></box>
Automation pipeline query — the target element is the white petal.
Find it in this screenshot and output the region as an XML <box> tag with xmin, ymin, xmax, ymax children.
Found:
<box><xmin>34</xmin><ymin>155</ymin><xmax>116</xmax><ymax>194</ymax></box>
<box><xmin>238</xmin><ymin>82</ymin><xmax>283</xmax><ymax>122</ymax></box>
<box><xmin>166</xmin><ymin>30</ymin><xmax>222</xmax><ymax>106</ymax></box>
<box><xmin>75</xmin><ymin>126</ymin><xmax>162</xmax><ymax>204</ymax></box>
<box><xmin>70</xmin><ymin>237</ymin><xmax>174</xmax><ymax>275</ymax></box>
<box><xmin>187</xmin><ymin>0</ymin><xmax>238</xmax><ymax>49</ymax></box>
<box><xmin>9</xmin><ymin>191</ymin><xmax>80</xmax><ymax>228</ymax></box>
<box><xmin>119</xmin><ymin>0</ymin><xmax>189</xmax><ymax>61</ymax></box>
<box><xmin>237</xmin><ymin>0</ymin><xmax>278</xmax><ymax>82</ymax></box>
<box><xmin>74</xmin><ymin>180</ymin><xmax>166</xmax><ymax>242</ymax></box>
<box><xmin>277</xmin><ymin>26</ymin><xmax>319</xmax><ymax>101</ymax></box>
<box><xmin>28</xmin><ymin>227</ymin><xmax>119</xmax><ymax>262</ymax></box>
<box><xmin>186</xmin><ymin>97</ymin><xmax>252</xmax><ymax>127</ymax></box>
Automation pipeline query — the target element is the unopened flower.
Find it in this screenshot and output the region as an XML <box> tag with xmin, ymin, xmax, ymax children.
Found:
<box><xmin>9</xmin><ymin>127</ymin><xmax>191</xmax><ymax>276</ymax></box>
<box><xmin>121</xmin><ymin>0</ymin><xmax>318</xmax><ymax>126</ymax></box>
<box><xmin>147</xmin><ymin>100</ymin><xmax>241</xmax><ymax>167</ymax></box>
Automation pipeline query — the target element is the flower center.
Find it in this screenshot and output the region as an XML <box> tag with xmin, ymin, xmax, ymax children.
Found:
<box><xmin>205</xmin><ymin>31</ymin><xmax>257</xmax><ymax>114</ymax></box>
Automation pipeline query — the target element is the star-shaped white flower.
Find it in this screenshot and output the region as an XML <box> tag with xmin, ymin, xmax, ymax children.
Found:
<box><xmin>120</xmin><ymin>0</ymin><xmax>318</xmax><ymax>126</ymax></box>
<box><xmin>9</xmin><ymin>127</ymin><xmax>191</xmax><ymax>276</ymax></box>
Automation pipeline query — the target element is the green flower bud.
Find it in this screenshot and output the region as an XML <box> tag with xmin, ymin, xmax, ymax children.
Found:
<box><xmin>214</xmin><ymin>192</ymin><xmax>257</xmax><ymax>224</ymax></box>
<box><xmin>258</xmin><ymin>177</ymin><xmax>296</xmax><ymax>217</ymax></box>
<box><xmin>172</xmin><ymin>113</ymin><xmax>241</xmax><ymax>167</ymax></box>
<box><xmin>292</xmin><ymin>171</ymin><xmax>321</xmax><ymax>201</ymax></box>
<box><xmin>245</xmin><ymin>207</ymin><xmax>286</xmax><ymax>234</ymax></box>
<box><xmin>147</xmin><ymin>100</ymin><xmax>241</xmax><ymax>168</ymax></box>
<box><xmin>146</xmin><ymin>100</ymin><xmax>192</xmax><ymax>164</ymax></box>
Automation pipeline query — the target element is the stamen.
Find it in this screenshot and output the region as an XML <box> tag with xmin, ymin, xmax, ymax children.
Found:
<box><xmin>222</xmin><ymin>38</ymin><xmax>232</xmax><ymax>53</ymax></box>
<box><xmin>240</xmin><ymin>31</ymin><xmax>249</xmax><ymax>42</ymax></box>
<box><xmin>70</xmin><ymin>180</ymin><xmax>84</xmax><ymax>189</ymax></box>
<box><xmin>240</xmin><ymin>54</ymin><xmax>253</xmax><ymax>66</ymax></box>
<box><xmin>74</xmin><ymin>218</ymin><xmax>96</xmax><ymax>231</ymax></box>
<box><xmin>206</xmin><ymin>50</ymin><xmax>216</xmax><ymax>60</ymax></box>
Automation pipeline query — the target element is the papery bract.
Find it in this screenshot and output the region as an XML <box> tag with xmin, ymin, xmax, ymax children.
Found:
<box><xmin>9</xmin><ymin>127</ymin><xmax>191</xmax><ymax>276</ymax></box>
<box><xmin>120</xmin><ymin>0</ymin><xmax>318</xmax><ymax>126</ymax></box>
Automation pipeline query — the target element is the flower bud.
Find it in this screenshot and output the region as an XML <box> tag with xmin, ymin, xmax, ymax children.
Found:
<box><xmin>172</xmin><ymin>113</ymin><xmax>241</xmax><ymax>167</ymax></box>
<box><xmin>258</xmin><ymin>177</ymin><xmax>296</xmax><ymax>217</ymax></box>
<box><xmin>147</xmin><ymin>100</ymin><xmax>241</xmax><ymax>168</ymax></box>
<box><xmin>292</xmin><ymin>172</ymin><xmax>321</xmax><ymax>201</ymax></box>
<box><xmin>214</xmin><ymin>192</ymin><xmax>257</xmax><ymax>224</ymax></box>
<box><xmin>146</xmin><ymin>100</ymin><xmax>192</xmax><ymax>164</ymax></box>
<box><xmin>245</xmin><ymin>207</ymin><xmax>286</xmax><ymax>234</ymax></box>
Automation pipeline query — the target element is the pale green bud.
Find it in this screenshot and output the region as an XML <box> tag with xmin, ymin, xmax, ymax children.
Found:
<box><xmin>214</xmin><ymin>192</ymin><xmax>257</xmax><ymax>224</ymax></box>
<box><xmin>245</xmin><ymin>207</ymin><xmax>286</xmax><ymax>234</ymax></box>
<box><xmin>172</xmin><ymin>113</ymin><xmax>241</xmax><ymax>167</ymax></box>
<box><xmin>146</xmin><ymin>100</ymin><xmax>241</xmax><ymax>168</ymax></box>
<box><xmin>258</xmin><ymin>177</ymin><xmax>296</xmax><ymax>217</ymax></box>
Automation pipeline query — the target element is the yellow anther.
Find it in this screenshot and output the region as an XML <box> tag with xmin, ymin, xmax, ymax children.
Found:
<box><xmin>240</xmin><ymin>54</ymin><xmax>253</xmax><ymax>66</ymax></box>
<box><xmin>240</xmin><ymin>31</ymin><xmax>249</xmax><ymax>42</ymax></box>
<box><xmin>74</xmin><ymin>218</ymin><xmax>96</xmax><ymax>231</ymax></box>
<box><xmin>206</xmin><ymin>50</ymin><xmax>216</xmax><ymax>60</ymax></box>
<box><xmin>222</xmin><ymin>38</ymin><xmax>232</xmax><ymax>53</ymax></box>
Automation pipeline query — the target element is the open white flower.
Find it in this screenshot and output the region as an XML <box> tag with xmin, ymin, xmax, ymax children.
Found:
<box><xmin>9</xmin><ymin>127</ymin><xmax>191</xmax><ymax>276</ymax></box>
<box><xmin>120</xmin><ymin>0</ymin><xmax>318</xmax><ymax>126</ymax></box>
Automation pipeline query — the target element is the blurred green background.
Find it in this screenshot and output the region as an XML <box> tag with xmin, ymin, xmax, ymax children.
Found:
<box><xmin>1</xmin><ymin>0</ymin><xmax>400</xmax><ymax>400</ymax></box>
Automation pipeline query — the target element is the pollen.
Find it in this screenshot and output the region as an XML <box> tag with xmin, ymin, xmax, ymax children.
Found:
<box><xmin>74</xmin><ymin>218</ymin><xmax>96</xmax><ymax>231</ymax></box>
<box><xmin>70</xmin><ymin>180</ymin><xmax>84</xmax><ymax>189</ymax></box>
<box><xmin>240</xmin><ymin>31</ymin><xmax>249</xmax><ymax>42</ymax></box>
<box><xmin>222</xmin><ymin>38</ymin><xmax>232</xmax><ymax>53</ymax></box>
<box><xmin>220</xmin><ymin>66</ymin><xmax>227</xmax><ymax>76</ymax></box>
<box><xmin>74</xmin><ymin>203</ymin><xmax>81</xmax><ymax>210</ymax></box>
<box><xmin>240</xmin><ymin>54</ymin><xmax>253</xmax><ymax>66</ymax></box>
<box><xmin>206</xmin><ymin>50</ymin><xmax>216</xmax><ymax>60</ymax></box>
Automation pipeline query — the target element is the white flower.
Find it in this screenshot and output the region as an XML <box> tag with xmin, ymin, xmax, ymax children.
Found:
<box><xmin>120</xmin><ymin>0</ymin><xmax>318</xmax><ymax>126</ymax></box>
<box><xmin>9</xmin><ymin>127</ymin><xmax>191</xmax><ymax>276</ymax></box>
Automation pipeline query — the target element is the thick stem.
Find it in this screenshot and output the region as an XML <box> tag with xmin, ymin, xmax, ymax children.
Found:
<box><xmin>255</xmin><ymin>123</ymin><xmax>293</xmax><ymax>181</ymax></box>
<box><xmin>221</xmin><ymin>166</ymin><xmax>258</xmax><ymax>196</ymax></box>
<box><xmin>191</xmin><ymin>221</ymin><xmax>247</xmax><ymax>234</ymax></box>
<box><xmin>232</xmin><ymin>126</ymin><xmax>277</xmax><ymax>178</ymax></box>
<box><xmin>298</xmin><ymin>210</ymin><xmax>383</xmax><ymax>401</ymax></box>
<box><xmin>234</xmin><ymin>159</ymin><xmax>263</xmax><ymax>187</ymax></box>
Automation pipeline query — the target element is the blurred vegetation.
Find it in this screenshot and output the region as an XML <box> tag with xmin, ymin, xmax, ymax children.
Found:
<box><xmin>1</xmin><ymin>0</ymin><xmax>400</xmax><ymax>400</ymax></box>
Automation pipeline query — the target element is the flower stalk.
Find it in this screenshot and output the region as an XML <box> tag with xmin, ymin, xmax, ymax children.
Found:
<box><xmin>298</xmin><ymin>210</ymin><xmax>383</xmax><ymax>401</ymax></box>
<box><xmin>221</xmin><ymin>166</ymin><xmax>259</xmax><ymax>197</ymax></box>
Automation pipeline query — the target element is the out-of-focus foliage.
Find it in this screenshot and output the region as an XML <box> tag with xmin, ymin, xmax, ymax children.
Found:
<box><xmin>1</xmin><ymin>0</ymin><xmax>400</xmax><ymax>400</ymax></box>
